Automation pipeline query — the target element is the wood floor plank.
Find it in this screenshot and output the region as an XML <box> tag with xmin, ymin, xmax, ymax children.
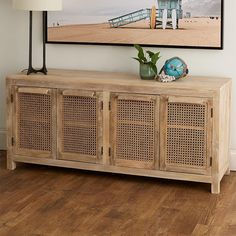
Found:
<box><xmin>0</xmin><ymin>151</ymin><xmax>235</xmax><ymax>236</ymax></box>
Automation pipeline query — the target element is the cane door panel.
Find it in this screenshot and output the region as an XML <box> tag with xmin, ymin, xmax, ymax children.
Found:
<box><xmin>110</xmin><ymin>93</ymin><xmax>159</xmax><ymax>169</ymax></box>
<box><xmin>160</xmin><ymin>96</ymin><xmax>212</xmax><ymax>175</ymax></box>
<box><xmin>58</xmin><ymin>90</ymin><xmax>103</xmax><ymax>163</ymax></box>
<box><xmin>13</xmin><ymin>87</ymin><xmax>56</xmax><ymax>159</ymax></box>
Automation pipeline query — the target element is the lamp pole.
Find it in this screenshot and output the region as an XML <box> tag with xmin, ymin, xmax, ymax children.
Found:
<box><xmin>27</xmin><ymin>11</ymin><xmax>34</xmax><ymax>75</ymax></box>
<box><xmin>42</xmin><ymin>11</ymin><xmax>47</xmax><ymax>74</ymax></box>
<box><xmin>27</xmin><ymin>11</ymin><xmax>47</xmax><ymax>75</ymax></box>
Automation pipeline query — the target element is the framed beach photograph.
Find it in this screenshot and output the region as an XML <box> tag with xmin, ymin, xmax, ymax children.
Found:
<box><xmin>46</xmin><ymin>0</ymin><xmax>224</xmax><ymax>49</ymax></box>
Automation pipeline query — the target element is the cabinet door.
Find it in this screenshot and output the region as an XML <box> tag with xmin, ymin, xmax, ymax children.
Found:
<box><xmin>13</xmin><ymin>87</ymin><xmax>56</xmax><ymax>159</ymax></box>
<box><xmin>110</xmin><ymin>93</ymin><xmax>159</xmax><ymax>169</ymax></box>
<box><xmin>160</xmin><ymin>96</ymin><xmax>212</xmax><ymax>175</ymax></box>
<box><xmin>58</xmin><ymin>90</ymin><xmax>103</xmax><ymax>163</ymax></box>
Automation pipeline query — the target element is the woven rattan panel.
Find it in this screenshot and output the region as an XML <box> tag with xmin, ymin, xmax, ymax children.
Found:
<box><xmin>62</xmin><ymin>96</ymin><xmax>97</xmax><ymax>156</ymax></box>
<box><xmin>17</xmin><ymin>93</ymin><xmax>52</xmax><ymax>151</ymax></box>
<box><xmin>115</xmin><ymin>99</ymin><xmax>155</xmax><ymax>163</ymax></box>
<box><xmin>168</xmin><ymin>103</ymin><xmax>206</xmax><ymax>127</ymax></box>
<box><xmin>166</xmin><ymin>102</ymin><xmax>207</xmax><ymax>168</ymax></box>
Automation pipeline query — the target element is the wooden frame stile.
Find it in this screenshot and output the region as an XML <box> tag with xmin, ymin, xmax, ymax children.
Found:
<box><xmin>207</xmin><ymin>98</ymin><xmax>213</xmax><ymax>177</ymax></box>
<box><xmin>12</xmin><ymin>87</ymin><xmax>57</xmax><ymax>159</ymax></box>
<box><xmin>154</xmin><ymin>95</ymin><xmax>160</xmax><ymax>170</ymax></box>
<box><xmin>6</xmin><ymin>81</ymin><xmax>16</xmax><ymax>170</ymax></box>
<box><xmin>213</xmin><ymin>81</ymin><xmax>232</xmax><ymax>191</ymax></box>
<box><xmin>211</xmin><ymin>91</ymin><xmax>220</xmax><ymax>194</ymax></box>
<box><xmin>160</xmin><ymin>95</ymin><xmax>168</xmax><ymax>172</ymax></box>
<box><xmin>110</xmin><ymin>93</ymin><xmax>117</xmax><ymax>167</ymax></box>
<box><xmin>110</xmin><ymin>93</ymin><xmax>159</xmax><ymax>170</ymax></box>
<box><xmin>97</xmin><ymin>92</ymin><xmax>104</xmax><ymax>163</ymax></box>
<box><xmin>160</xmin><ymin>96</ymin><xmax>213</xmax><ymax>176</ymax></box>
<box><xmin>210</xmin><ymin>83</ymin><xmax>232</xmax><ymax>194</ymax></box>
<box><xmin>224</xmin><ymin>82</ymin><xmax>232</xmax><ymax>176</ymax></box>
<box><xmin>57</xmin><ymin>89</ymin><xmax>103</xmax><ymax>164</ymax></box>
<box><xmin>56</xmin><ymin>89</ymin><xmax>62</xmax><ymax>163</ymax></box>
<box><xmin>102</xmin><ymin>91</ymin><xmax>111</xmax><ymax>166</ymax></box>
<box><xmin>52</xmin><ymin>88</ymin><xmax>58</xmax><ymax>160</ymax></box>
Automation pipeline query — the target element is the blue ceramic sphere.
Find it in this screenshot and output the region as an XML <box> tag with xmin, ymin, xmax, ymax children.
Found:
<box><xmin>163</xmin><ymin>57</ymin><xmax>188</xmax><ymax>79</ymax></box>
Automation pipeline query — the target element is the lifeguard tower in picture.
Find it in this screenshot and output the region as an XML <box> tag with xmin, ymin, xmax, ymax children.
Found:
<box><xmin>108</xmin><ymin>0</ymin><xmax>183</xmax><ymax>30</ymax></box>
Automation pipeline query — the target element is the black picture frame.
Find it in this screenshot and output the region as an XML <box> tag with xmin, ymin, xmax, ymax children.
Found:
<box><xmin>45</xmin><ymin>0</ymin><xmax>224</xmax><ymax>50</ymax></box>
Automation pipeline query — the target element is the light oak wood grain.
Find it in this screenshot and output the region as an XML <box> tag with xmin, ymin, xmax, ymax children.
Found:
<box><xmin>1</xmin><ymin>151</ymin><xmax>236</xmax><ymax>235</ymax></box>
<box><xmin>6</xmin><ymin>69</ymin><xmax>232</xmax><ymax>194</ymax></box>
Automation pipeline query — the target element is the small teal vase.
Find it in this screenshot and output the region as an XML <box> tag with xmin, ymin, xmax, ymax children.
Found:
<box><xmin>139</xmin><ymin>63</ymin><xmax>156</xmax><ymax>80</ymax></box>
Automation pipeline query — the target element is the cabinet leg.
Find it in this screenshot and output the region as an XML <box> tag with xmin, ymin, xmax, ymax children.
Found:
<box><xmin>211</xmin><ymin>181</ymin><xmax>220</xmax><ymax>194</ymax></box>
<box><xmin>225</xmin><ymin>167</ymin><xmax>230</xmax><ymax>176</ymax></box>
<box><xmin>7</xmin><ymin>158</ymin><xmax>16</xmax><ymax>170</ymax></box>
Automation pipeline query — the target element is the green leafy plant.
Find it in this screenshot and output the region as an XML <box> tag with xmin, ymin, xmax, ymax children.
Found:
<box><xmin>133</xmin><ymin>44</ymin><xmax>161</xmax><ymax>75</ymax></box>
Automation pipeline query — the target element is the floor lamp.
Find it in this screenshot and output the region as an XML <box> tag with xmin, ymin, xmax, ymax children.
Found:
<box><xmin>13</xmin><ymin>0</ymin><xmax>62</xmax><ymax>75</ymax></box>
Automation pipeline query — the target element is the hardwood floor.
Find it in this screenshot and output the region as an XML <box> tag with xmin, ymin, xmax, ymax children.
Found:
<box><xmin>0</xmin><ymin>151</ymin><xmax>236</xmax><ymax>236</ymax></box>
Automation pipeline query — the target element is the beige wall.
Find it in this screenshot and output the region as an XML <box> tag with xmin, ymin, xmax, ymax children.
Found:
<box><xmin>1</xmin><ymin>0</ymin><xmax>236</xmax><ymax>167</ymax></box>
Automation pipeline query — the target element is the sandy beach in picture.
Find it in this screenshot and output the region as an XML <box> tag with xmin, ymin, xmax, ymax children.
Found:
<box><xmin>48</xmin><ymin>18</ymin><xmax>221</xmax><ymax>47</ymax></box>
<box><xmin>47</xmin><ymin>0</ymin><xmax>222</xmax><ymax>48</ymax></box>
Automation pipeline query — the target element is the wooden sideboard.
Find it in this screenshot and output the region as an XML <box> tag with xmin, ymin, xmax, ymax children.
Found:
<box><xmin>6</xmin><ymin>70</ymin><xmax>232</xmax><ymax>193</ymax></box>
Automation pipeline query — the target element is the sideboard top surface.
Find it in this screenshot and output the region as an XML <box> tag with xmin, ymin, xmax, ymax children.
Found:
<box><xmin>7</xmin><ymin>69</ymin><xmax>231</xmax><ymax>93</ymax></box>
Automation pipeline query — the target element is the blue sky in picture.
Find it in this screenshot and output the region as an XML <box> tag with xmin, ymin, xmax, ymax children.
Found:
<box><xmin>48</xmin><ymin>0</ymin><xmax>221</xmax><ymax>26</ymax></box>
